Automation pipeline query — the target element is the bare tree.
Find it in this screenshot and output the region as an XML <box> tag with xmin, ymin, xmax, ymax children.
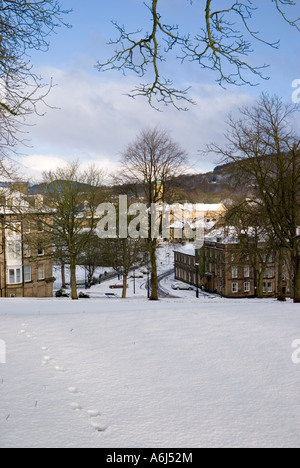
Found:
<box><xmin>42</xmin><ymin>162</ymin><xmax>104</xmax><ymax>300</ymax></box>
<box><xmin>97</xmin><ymin>0</ymin><xmax>300</xmax><ymax>110</ymax></box>
<box><xmin>211</xmin><ymin>94</ymin><xmax>300</xmax><ymax>303</ymax></box>
<box><xmin>102</xmin><ymin>238</ymin><xmax>147</xmax><ymax>299</ymax></box>
<box><xmin>118</xmin><ymin>127</ymin><xmax>188</xmax><ymax>300</ymax></box>
<box><xmin>0</xmin><ymin>0</ymin><xmax>70</xmax><ymax>163</ymax></box>
<box><xmin>77</xmin><ymin>232</ymin><xmax>106</xmax><ymax>286</ymax></box>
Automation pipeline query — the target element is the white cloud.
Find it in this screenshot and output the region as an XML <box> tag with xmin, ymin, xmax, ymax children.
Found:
<box><xmin>18</xmin><ymin>153</ymin><xmax>119</xmax><ymax>184</ymax></box>
<box><xmin>18</xmin><ymin>154</ymin><xmax>69</xmax><ymax>181</ymax></box>
<box><xmin>16</xmin><ymin>66</ymin><xmax>253</xmax><ymax>181</ymax></box>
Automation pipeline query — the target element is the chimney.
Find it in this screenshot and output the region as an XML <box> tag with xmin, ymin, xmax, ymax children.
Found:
<box><xmin>35</xmin><ymin>194</ymin><xmax>44</xmax><ymax>210</ymax></box>
<box><xmin>9</xmin><ymin>182</ymin><xmax>29</xmax><ymax>196</ymax></box>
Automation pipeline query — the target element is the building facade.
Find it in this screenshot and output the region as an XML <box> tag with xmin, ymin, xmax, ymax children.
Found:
<box><xmin>197</xmin><ymin>238</ymin><xmax>283</xmax><ymax>299</ymax></box>
<box><xmin>168</xmin><ymin>203</ymin><xmax>226</xmax><ymax>242</ymax></box>
<box><xmin>175</xmin><ymin>232</ymin><xmax>292</xmax><ymax>299</ymax></box>
<box><xmin>174</xmin><ymin>244</ymin><xmax>200</xmax><ymax>287</ymax></box>
<box><xmin>0</xmin><ymin>184</ymin><xmax>54</xmax><ymax>298</ymax></box>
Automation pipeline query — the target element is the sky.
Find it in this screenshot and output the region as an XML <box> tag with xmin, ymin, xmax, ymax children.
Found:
<box><xmin>14</xmin><ymin>0</ymin><xmax>300</xmax><ymax>182</ymax></box>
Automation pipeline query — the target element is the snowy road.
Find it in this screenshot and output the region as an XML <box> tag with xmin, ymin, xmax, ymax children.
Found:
<box><xmin>157</xmin><ymin>269</ymin><xmax>179</xmax><ymax>299</ymax></box>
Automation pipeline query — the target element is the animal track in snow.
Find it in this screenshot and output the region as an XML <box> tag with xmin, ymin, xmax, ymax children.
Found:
<box><xmin>70</xmin><ymin>402</ymin><xmax>82</xmax><ymax>411</ymax></box>
<box><xmin>39</xmin><ymin>347</ymin><xmax>107</xmax><ymax>434</ymax></box>
<box><xmin>43</xmin><ymin>356</ymin><xmax>52</xmax><ymax>361</ymax></box>
<box><xmin>87</xmin><ymin>409</ymin><xmax>100</xmax><ymax>418</ymax></box>
<box><xmin>41</xmin><ymin>356</ymin><xmax>53</xmax><ymax>365</ymax></box>
<box><xmin>91</xmin><ymin>420</ymin><xmax>107</xmax><ymax>432</ymax></box>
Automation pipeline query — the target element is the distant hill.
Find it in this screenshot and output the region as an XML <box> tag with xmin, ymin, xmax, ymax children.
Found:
<box><xmin>31</xmin><ymin>180</ymin><xmax>97</xmax><ymax>195</ymax></box>
<box><xmin>0</xmin><ymin>160</ymin><xmax>243</xmax><ymax>204</ymax></box>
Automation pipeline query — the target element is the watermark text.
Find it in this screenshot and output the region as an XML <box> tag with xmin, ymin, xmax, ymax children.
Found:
<box><xmin>0</xmin><ymin>340</ymin><xmax>6</xmax><ymax>364</ymax></box>
<box><xmin>291</xmin><ymin>339</ymin><xmax>300</xmax><ymax>364</ymax></box>
<box><xmin>96</xmin><ymin>197</ymin><xmax>205</xmax><ymax>248</ymax></box>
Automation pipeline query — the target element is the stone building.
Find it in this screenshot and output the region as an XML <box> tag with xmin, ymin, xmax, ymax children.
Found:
<box><xmin>174</xmin><ymin>228</ymin><xmax>292</xmax><ymax>299</ymax></box>
<box><xmin>0</xmin><ymin>183</ymin><xmax>54</xmax><ymax>298</ymax></box>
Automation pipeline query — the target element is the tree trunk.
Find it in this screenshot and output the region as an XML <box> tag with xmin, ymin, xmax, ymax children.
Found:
<box><xmin>70</xmin><ymin>255</ymin><xmax>78</xmax><ymax>300</ymax></box>
<box><xmin>277</xmin><ymin>248</ymin><xmax>286</xmax><ymax>302</ymax></box>
<box><xmin>149</xmin><ymin>240</ymin><xmax>158</xmax><ymax>301</ymax></box>
<box><xmin>257</xmin><ymin>272</ymin><xmax>264</xmax><ymax>299</ymax></box>
<box><xmin>294</xmin><ymin>255</ymin><xmax>300</xmax><ymax>303</ymax></box>
<box><xmin>122</xmin><ymin>275</ymin><xmax>128</xmax><ymax>299</ymax></box>
<box><xmin>88</xmin><ymin>265</ymin><xmax>95</xmax><ymax>284</ymax></box>
<box><xmin>253</xmin><ymin>268</ymin><xmax>258</xmax><ymax>298</ymax></box>
<box><xmin>61</xmin><ymin>261</ymin><xmax>67</xmax><ymax>290</ymax></box>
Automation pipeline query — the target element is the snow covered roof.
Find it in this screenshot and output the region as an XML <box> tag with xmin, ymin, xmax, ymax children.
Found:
<box><xmin>174</xmin><ymin>244</ymin><xmax>196</xmax><ymax>256</ymax></box>
<box><xmin>190</xmin><ymin>220</ymin><xmax>216</xmax><ymax>230</ymax></box>
<box><xmin>168</xmin><ymin>219</ymin><xmax>217</xmax><ymax>231</ymax></box>
<box><xmin>205</xmin><ymin>226</ymin><xmax>274</xmax><ymax>245</ymax></box>
<box><xmin>157</xmin><ymin>203</ymin><xmax>225</xmax><ymax>212</ymax></box>
<box><xmin>181</xmin><ymin>203</ymin><xmax>225</xmax><ymax>212</ymax></box>
<box><xmin>205</xmin><ymin>226</ymin><xmax>240</xmax><ymax>245</ymax></box>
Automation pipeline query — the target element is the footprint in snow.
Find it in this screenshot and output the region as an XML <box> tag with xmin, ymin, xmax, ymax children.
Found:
<box><xmin>68</xmin><ymin>387</ymin><xmax>79</xmax><ymax>394</ymax></box>
<box><xmin>42</xmin><ymin>356</ymin><xmax>52</xmax><ymax>364</ymax></box>
<box><xmin>70</xmin><ymin>402</ymin><xmax>82</xmax><ymax>411</ymax></box>
<box><xmin>91</xmin><ymin>420</ymin><xmax>107</xmax><ymax>433</ymax></box>
<box><xmin>18</xmin><ymin>330</ymin><xmax>26</xmax><ymax>336</ymax></box>
<box><xmin>55</xmin><ymin>366</ymin><xmax>65</xmax><ymax>373</ymax></box>
<box><xmin>41</xmin><ymin>356</ymin><xmax>53</xmax><ymax>366</ymax></box>
<box><xmin>87</xmin><ymin>409</ymin><xmax>100</xmax><ymax>418</ymax></box>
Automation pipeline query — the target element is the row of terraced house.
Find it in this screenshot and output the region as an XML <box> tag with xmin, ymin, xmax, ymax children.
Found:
<box><xmin>174</xmin><ymin>227</ymin><xmax>292</xmax><ymax>299</ymax></box>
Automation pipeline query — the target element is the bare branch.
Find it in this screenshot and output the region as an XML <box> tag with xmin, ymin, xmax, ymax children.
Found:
<box><xmin>0</xmin><ymin>1</ymin><xmax>71</xmax><ymax>168</ymax></box>
<box><xmin>97</xmin><ymin>0</ymin><xmax>300</xmax><ymax>110</ymax></box>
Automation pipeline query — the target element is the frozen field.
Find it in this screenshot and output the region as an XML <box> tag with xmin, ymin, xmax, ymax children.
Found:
<box><xmin>0</xmin><ymin>297</ymin><xmax>300</xmax><ymax>448</ymax></box>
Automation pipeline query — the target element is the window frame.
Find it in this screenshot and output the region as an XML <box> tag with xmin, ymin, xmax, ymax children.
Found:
<box><xmin>38</xmin><ymin>264</ymin><xmax>45</xmax><ymax>281</ymax></box>
<box><xmin>23</xmin><ymin>243</ymin><xmax>31</xmax><ymax>258</ymax></box>
<box><xmin>37</xmin><ymin>241</ymin><xmax>45</xmax><ymax>257</ymax></box>
<box><xmin>232</xmin><ymin>266</ymin><xmax>238</xmax><ymax>279</ymax></box>
<box><xmin>24</xmin><ymin>265</ymin><xmax>32</xmax><ymax>283</ymax></box>
<box><xmin>8</xmin><ymin>267</ymin><xmax>22</xmax><ymax>285</ymax></box>
<box><xmin>244</xmin><ymin>266</ymin><xmax>250</xmax><ymax>278</ymax></box>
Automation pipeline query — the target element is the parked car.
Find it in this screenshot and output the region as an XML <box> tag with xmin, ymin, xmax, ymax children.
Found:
<box><xmin>172</xmin><ymin>282</ymin><xmax>195</xmax><ymax>291</ymax></box>
<box><xmin>55</xmin><ymin>289</ymin><xmax>70</xmax><ymax>298</ymax></box>
<box><xmin>130</xmin><ymin>272</ymin><xmax>144</xmax><ymax>279</ymax></box>
<box><xmin>79</xmin><ymin>292</ymin><xmax>90</xmax><ymax>299</ymax></box>
<box><xmin>109</xmin><ymin>283</ymin><xmax>129</xmax><ymax>289</ymax></box>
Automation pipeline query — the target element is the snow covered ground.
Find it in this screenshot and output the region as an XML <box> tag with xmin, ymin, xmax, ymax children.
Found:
<box><xmin>53</xmin><ymin>243</ymin><xmax>179</xmax><ymax>299</ymax></box>
<box><xmin>1</xmin><ymin>296</ymin><xmax>300</xmax><ymax>448</ymax></box>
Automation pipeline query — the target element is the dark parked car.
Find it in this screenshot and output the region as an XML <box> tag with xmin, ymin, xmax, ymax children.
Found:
<box><xmin>55</xmin><ymin>289</ymin><xmax>70</xmax><ymax>298</ymax></box>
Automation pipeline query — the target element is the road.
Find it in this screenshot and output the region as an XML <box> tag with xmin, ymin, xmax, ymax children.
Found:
<box><xmin>157</xmin><ymin>268</ymin><xmax>179</xmax><ymax>299</ymax></box>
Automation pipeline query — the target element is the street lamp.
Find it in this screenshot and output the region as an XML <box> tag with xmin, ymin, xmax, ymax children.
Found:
<box><xmin>147</xmin><ymin>269</ymin><xmax>150</xmax><ymax>299</ymax></box>
<box><xmin>195</xmin><ymin>262</ymin><xmax>199</xmax><ymax>298</ymax></box>
<box><xmin>144</xmin><ymin>251</ymin><xmax>151</xmax><ymax>299</ymax></box>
